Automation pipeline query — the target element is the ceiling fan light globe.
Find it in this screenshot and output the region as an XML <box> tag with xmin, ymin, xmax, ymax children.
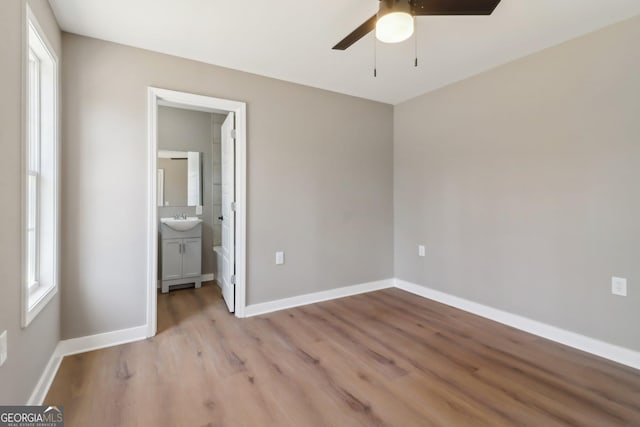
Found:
<box><xmin>376</xmin><ymin>12</ymin><xmax>414</xmax><ymax>43</ymax></box>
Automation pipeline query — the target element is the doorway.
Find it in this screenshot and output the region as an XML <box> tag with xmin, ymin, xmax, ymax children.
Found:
<box><xmin>146</xmin><ymin>88</ymin><xmax>247</xmax><ymax>337</ymax></box>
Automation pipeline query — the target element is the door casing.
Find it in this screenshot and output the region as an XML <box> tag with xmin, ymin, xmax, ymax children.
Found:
<box><xmin>146</xmin><ymin>87</ymin><xmax>247</xmax><ymax>337</ymax></box>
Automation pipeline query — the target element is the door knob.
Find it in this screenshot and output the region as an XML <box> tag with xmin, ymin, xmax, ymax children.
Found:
<box><xmin>218</xmin><ymin>216</ymin><xmax>224</xmax><ymax>221</ymax></box>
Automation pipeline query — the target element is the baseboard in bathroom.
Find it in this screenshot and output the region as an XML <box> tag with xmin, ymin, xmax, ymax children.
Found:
<box><xmin>158</xmin><ymin>273</ymin><xmax>214</xmax><ymax>288</ymax></box>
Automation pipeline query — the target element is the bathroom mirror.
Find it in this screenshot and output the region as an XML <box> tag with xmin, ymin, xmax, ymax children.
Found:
<box><xmin>157</xmin><ymin>150</ymin><xmax>203</xmax><ymax>207</ymax></box>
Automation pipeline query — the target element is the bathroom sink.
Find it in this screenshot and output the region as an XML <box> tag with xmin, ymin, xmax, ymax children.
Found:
<box><xmin>160</xmin><ymin>217</ymin><xmax>203</xmax><ymax>231</ymax></box>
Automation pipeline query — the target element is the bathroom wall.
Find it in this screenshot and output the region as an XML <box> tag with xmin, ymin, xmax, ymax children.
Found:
<box><xmin>211</xmin><ymin>114</ymin><xmax>225</xmax><ymax>248</ymax></box>
<box><xmin>157</xmin><ymin>106</ymin><xmax>215</xmax><ymax>276</ymax></box>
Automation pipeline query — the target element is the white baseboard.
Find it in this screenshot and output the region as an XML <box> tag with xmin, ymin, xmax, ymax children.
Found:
<box><xmin>28</xmin><ymin>276</ymin><xmax>639</xmax><ymax>405</ymax></box>
<box><xmin>395</xmin><ymin>279</ymin><xmax>640</xmax><ymax>370</ymax></box>
<box><xmin>56</xmin><ymin>325</ymin><xmax>148</xmax><ymax>357</ymax></box>
<box><xmin>27</xmin><ymin>324</ymin><xmax>148</xmax><ymax>405</ymax></box>
<box><xmin>27</xmin><ymin>349</ymin><xmax>63</xmax><ymax>405</ymax></box>
<box><xmin>157</xmin><ymin>273</ymin><xmax>215</xmax><ymax>288</ymax></box>
<box><xmin>243</xmin><ymin>279</ymin><xmax>395</xmax><ymax>317</ymax></box>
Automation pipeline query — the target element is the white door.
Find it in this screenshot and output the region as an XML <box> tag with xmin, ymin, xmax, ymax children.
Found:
<box><xmin>220</xmin><ymin>112</ymin><xmax>235</xmax><ymax>312</ymax></box>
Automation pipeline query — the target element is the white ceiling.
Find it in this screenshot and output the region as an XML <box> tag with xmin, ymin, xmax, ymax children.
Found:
<box><xmin>49</xmin><ymin>0</ymin><xmax>640</xmax><ymax>105</ymax></box>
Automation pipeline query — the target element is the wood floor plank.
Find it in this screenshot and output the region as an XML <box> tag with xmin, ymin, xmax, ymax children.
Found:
<box><xmin>45</xmin><ymin>283</ymin><xmax>640</xmax><ymax>426</ymax></box>
<box><xmin>343</xmin><ymin>292</ymin><xmax>638</xmax><ymax>425</ymax></box>
<box><xmin>291</xmin><ymin>304</ymin><xmax>411</xmax><ymax>380</ymax></box>
<box><xmin>367</xmin><ymin>289</ymin><xmax>640</xmax><ymax>418</ymax></box>
<box><xmin>315</xmin><ymin>297</ymin><xmax>547</xmax><ymax>425</ymax></box>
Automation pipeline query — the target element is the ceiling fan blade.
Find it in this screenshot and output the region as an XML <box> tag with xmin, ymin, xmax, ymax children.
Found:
<box><xmin>333</xmin><ymin>0</ymin><xmax>501</xmax><ymax>50</ymax></box>
<box><xmin>412</xmin><ymin>0</ymin><xmax>501</xmax><ymax>15</ymax></box>
<box><xmin>332</xmin><ymin>15</ymin><xmax>377</xmax><ymax>50</ymax></box>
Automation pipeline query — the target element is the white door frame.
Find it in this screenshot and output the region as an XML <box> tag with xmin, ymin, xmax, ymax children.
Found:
<box><xmin>146</xmin><ymin>87</ymin><xmax>247</xmax><ymax>337</ymax></box>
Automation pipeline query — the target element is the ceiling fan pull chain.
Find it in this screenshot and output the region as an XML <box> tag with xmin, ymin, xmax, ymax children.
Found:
<box><xmin>414</xmin><ymin>16</ymin><xmax>418</xmax><ymax>67</ymax></box>
<box><xmin>373</xmin><ymin>35</ymin><xmax>378</xmax><ymax>77</ymax></box>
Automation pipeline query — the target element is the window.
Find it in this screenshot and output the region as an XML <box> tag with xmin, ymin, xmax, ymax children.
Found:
<box><xmin>27</xmin><ymin>48</ymin><xmax>40</xmax><ymax>293</ymax></box>
<box><xmin>23</xmin><ymin>7</ymin><xmax>58</xmax><ymax>327</ymax></box>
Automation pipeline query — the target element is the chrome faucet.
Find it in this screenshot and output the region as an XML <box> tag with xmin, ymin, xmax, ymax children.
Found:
<box><xmin>174</xmin><ymin>213</ymin><xmax>187</xmax><ymax>220</ymax></box>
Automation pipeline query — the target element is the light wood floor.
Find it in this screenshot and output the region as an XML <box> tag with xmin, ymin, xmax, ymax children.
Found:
<box><xmin>46</xmin><ymin>283</ymin><xmax>640</xmax><ymax>426</ymax></box>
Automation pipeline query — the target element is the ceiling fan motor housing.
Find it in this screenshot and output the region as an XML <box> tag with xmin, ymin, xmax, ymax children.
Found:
<box><xmin>376</xmin><ymin>0</ymin><xmax>414</xmax><ymax>44</ymax></box>
<box><xmin>378</xmin><ymin>0</ymin><xmax>412</xmax><ymax>17</ymax></box>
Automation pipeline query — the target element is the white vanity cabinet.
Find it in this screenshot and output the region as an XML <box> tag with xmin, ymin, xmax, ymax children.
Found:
<box><xmin>161</xmin><ymin>222</ymin><xmax>202</xmax><ymax>293</ymax></box>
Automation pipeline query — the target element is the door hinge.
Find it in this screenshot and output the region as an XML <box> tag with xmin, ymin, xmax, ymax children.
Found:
<box><xmin>231</xmin><ymin>202</ymin><xmax>237</xmax><ymax>211</ymax></box>
<box><xmin>231</xmin><ymin>129</ymin><xmax>237</xmax><ymax>139</ymax></box>
<box><xmin>231</xmin><ymin>275</ymin><xmax>236</xmax><ymax>285</ymax></box>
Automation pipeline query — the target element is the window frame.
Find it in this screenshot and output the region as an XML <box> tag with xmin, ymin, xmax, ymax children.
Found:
<box><xmin>22</xmin><ymin>4</ymin><xmax>60</xmax><ymax>328</ymax></box>
<box><xmin>27</xmin><ymin>47</ymin><xmax>41</xmax><ymax>293</ymax></box>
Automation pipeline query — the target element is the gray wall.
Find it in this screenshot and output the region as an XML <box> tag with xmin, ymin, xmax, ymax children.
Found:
<box><xmin>61</xmin><ymin>33</ymin><xmax>394</xmax><ymax>339</ymax></box>
<box><xmin>158</xmin><ymin>105</ymin><xmax>215</xmax><ymax>275</ymax></box>
<box><xmin>0</xmin><ymin>0</ymin><xmax>61</xmax><ymax>404</ymax></box>
<box><xmin>394</xmin><ymin>16</ymin><xmax>640</xmax><ymax>351</ymax></box>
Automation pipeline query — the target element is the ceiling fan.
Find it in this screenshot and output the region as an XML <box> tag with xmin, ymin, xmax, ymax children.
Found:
<box><xmin>333</xmin><ymin>0</ymin><xmax>502</xmax><ymax>50</ymax></box>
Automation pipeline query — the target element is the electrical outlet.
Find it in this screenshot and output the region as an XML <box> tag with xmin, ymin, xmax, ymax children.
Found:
<box><xmin>275</xmin><ymin>251</ymin><xmax>284</xmax><ymax>265</ymax></box>
<box><xmin>0</xmin><ymin>330</ymin><xmax>7</xmax><ymax>367</ymax></box>
<box><xmin>611</xmin><ymin>277</ymin><xmax>627</xmax><ymax>296</ymax></box>
<box><xmin>418</xmin><ymin>245</ymin><xmax>426</xmax><ymax>257</ymax></box>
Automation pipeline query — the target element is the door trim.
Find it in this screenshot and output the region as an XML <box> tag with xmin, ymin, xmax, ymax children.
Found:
<box><xmin>146</xmin><ymin>87</ymin><xmax>248</xmax><ymax>337</ymax></box>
